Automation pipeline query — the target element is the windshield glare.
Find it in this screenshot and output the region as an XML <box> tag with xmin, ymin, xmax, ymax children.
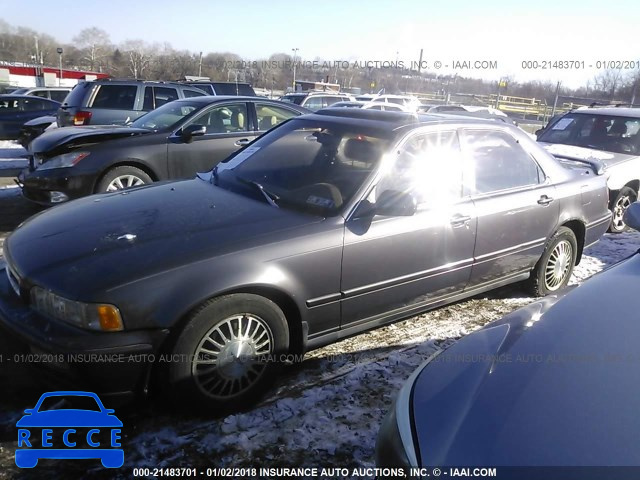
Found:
<box><xmin>131</xmin><ymin>100</ymin><xmax>201</xmax><ymax>130</ymax></box>
<box><xmin>215</xmin><ymin>119</ymin><xmax>391</xmax><ymax>215</ymax></box>
<box><xmin>539</xmin><ymin>113</ymin><xmax>640</xmax><ymax>155</ymax></box>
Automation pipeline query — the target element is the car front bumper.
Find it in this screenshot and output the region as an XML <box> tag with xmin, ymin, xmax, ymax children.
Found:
<box><xmin>0</xmin><ymin>263</ymin><xmax>169</xmax><ymax>402</ymax></box>
<box><xmin>18</xmin><ymin>166</ymin><xmax>97</xmax><ymax>206</ymax></box>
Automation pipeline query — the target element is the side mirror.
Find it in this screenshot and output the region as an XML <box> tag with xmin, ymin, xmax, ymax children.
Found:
<box><xmin>181</xmin><ymin>124</ymin><xmax>207</xmax><ymax>143</ymax></box>
<box><xmin>375</xmin><ymin>190</ymin><xmax>417</xmax><ymax>217</ymax></box>
<box><xmin>534</xmin><ymin>128</ymin><xmax>543</xmax><ymax>138</ymax></box>
<box><xmin>623</xmin><ymin>202</ymin><xmax>640</xmax><ymax>231</ymax></box>
<box><xmin>23</xmin><ymin>408</ymin><xmax>34</xmax><ymax>415</ymax></box>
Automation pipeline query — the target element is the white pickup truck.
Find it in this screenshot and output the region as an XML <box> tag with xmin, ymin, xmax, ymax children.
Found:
<box><xmin>537</xmin><ymin>107</ymin><xmax>640</xmax><ymax>232</ymax></box>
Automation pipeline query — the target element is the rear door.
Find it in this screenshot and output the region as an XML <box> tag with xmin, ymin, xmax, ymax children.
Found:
<box><xmin>167</xmin><ymin>101</ymin><xmax>257</xmax><ymax>177</ymax></box>
<box><xmin>460</xmin><ymin>128</ymin><xmax>559</xmax><ymax>287</ymax></box>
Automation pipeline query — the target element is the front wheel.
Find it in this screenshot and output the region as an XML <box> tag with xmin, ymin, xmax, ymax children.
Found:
<box><xmin>164</xmin><ymin>294</ymin><xmax>289</xmax><ymax>410</ymax></box>
<box><xmin>97</xmin><ymin>166</ymin><xmax>152</xmax><ymax>193</ymax></box>
<box><xmin>527</xmin><ymin>226</ymin><xmax>577</xmax><ymax>297</ymax></box>
<box><xmin>609</xmin><ymin>187</ymin><xmax>638</xmax><ymax>233</ymax></box>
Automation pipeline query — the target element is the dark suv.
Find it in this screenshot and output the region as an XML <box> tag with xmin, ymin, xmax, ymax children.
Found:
<box><xmin>57</xmin><ymin>79</ymin><xmax>208</xmax><ymax>127</ymax></box>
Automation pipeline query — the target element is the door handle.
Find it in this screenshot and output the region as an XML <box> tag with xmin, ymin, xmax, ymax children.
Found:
<box><xmin>234</xmin><ymin>138</ymin><xmax>251</xmax><ymax>147</ymax></box>
<box><xmin>537</xmin><ymin>195</ymin><xmax>554</xmax><ymax>206</ymax></box>
<box><xmin>450</xmin><ymin>214</ymin><xmax>471</xmax><ymax>227</ymax></box>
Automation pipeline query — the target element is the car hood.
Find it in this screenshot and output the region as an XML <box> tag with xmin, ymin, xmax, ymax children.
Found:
<box><xmin>5</xmin><ymin>178</ymin><xmax>322</xmax><ymax>297</ymax></box>
<box><xmin>16</xmin><ymin>410</ymin><xmax>122</xmax><ymax>427</ymax></box>
<box><xmin>412</xmin><ymin>253</ymin><xmax>640</xmax><ymax>466</ymax></box>
<box><xmin>30</xmin><ymin>125</ymin><xmax>151</xmax><ymax>156</ymax></box>
<box><xmin>539</xmin><ymin>142</ymin><xmax>636</xmax><ymax>169</ymax></box>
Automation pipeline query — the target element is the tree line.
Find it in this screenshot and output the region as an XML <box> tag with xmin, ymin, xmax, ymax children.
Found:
<box><xmin>0</xmin><ymin>21</ymin><xmax>638</xmax><ymax>106</ymax></box>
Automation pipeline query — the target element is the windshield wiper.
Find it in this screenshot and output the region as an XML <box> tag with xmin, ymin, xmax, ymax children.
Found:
<box><xmin>236</xmin><ymin>176</ymin><xmax>280</xmax><ymax>208</ymax></box>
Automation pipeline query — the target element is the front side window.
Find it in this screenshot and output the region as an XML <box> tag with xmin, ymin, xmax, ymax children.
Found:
<box><xmin>303</xmin><ymin>96</ymin><xmax>324</xmax><ymax>111</ymax></box>
<box><xmin>256</xmin><ymin>103</ymin><xmax>298</xmax><ymax>131</ymax></box>
<box><xmin>130</xmin><ymin>100</ymin><xmax>201</xmax><ymax>131</ymax></box>
<box><xmin>375</xmin><ymin>131</ymin><xmax>463</xmax><ymax>205</ymax></box>
<box><xmin>0</xmin><ymin>99</ymin><xmax>20</xmax><ymax>111</ymax></box>
<box><xmin>215</xmin><ymin>119</ymin><xmax>392</xmax><ymax>215</ymax></box>
<box><xmin>91</xmin><ymin>85</ymin><xmax>137</xmax><ymax>110</ymax></box>
<box><xmin>190</xmin><ymin>103</ymin><xmax>248</xmax><ymax>134</ymax></box>
<box><xmin>463</xmin><ymin>129</ymin><xmax>542</xmax><ymax>195</ymax></box>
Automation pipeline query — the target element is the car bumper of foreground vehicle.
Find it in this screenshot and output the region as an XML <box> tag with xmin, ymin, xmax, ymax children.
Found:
<box><xmin>18</xmin><ymin>167</ymin><xmax>96</xmax><ymax>205</ymax></box>
<box><xmin>0</xmin><ymin>264</ymin><xmax>169</xmax><ymax>401</ymax></box>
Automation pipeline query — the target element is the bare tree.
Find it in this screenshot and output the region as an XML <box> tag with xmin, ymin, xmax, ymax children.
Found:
<box><xmin>72</xmin><ymin>27</ymin><xmax>112</xmax><ymax>70</ymax></box>
<box><xmin>122</xmin><ymin>39</ymin><xmax>152</xmax><ymax>79</ymax></box>
<box><xmin>593</xmin><ymin>69</ymin><xmax>625</xmax><ymax>100</ymax></box>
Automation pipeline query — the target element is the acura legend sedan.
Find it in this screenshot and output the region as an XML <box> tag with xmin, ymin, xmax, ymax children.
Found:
<box><xmin>0</xmin><ymin>109</ymin><xmax>611</xmax><ymax>409</ymax></box>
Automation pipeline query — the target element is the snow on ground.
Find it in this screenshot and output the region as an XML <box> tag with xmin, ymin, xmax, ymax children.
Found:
<box><xmin>0</xmin><ymin>224</ymin><xmax>638</xmax><ymax>478</ymax></box>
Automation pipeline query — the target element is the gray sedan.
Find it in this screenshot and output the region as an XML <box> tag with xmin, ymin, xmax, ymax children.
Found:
<box><xmin>0</xmin><ymin>109</ymin><xmax>611</xmax><ymax>409</ymax></box>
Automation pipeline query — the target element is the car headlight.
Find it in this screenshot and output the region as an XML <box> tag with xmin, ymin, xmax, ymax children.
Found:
<box><xmin>36</xmin><ymin>151</ymin><xmax>90</xmax><ymax>170</ymax></box>
<box><xmin>30</xmin><ymin>286</ymin><xmax>123</xmax><ymax>332</ymax></box>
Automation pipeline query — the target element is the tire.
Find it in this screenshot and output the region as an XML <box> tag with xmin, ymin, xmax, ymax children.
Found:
<box><xmin>164</xmin><ymin>294</ymin><xmax>289</xmax><ymax>410</ymax></box>
<box><xmin>609</xmin><ymin>187</ymin><xmax>638</xmax><ymax>233</ymax></box>
<box><xmin>527</xmin><ymin>226</ymin><xmax>578</xmax><ymax>297</ymax></box>
<box><xmin>96</xmin><ymin>166</ymin><xmax>152</xmax><ymax>193</ymax></box>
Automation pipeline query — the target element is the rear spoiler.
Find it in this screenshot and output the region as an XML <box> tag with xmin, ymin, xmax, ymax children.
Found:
<box><xmin>552</xmin><ymin>155</ymin><xmax>606</xmax><ymax>176</ymax></box>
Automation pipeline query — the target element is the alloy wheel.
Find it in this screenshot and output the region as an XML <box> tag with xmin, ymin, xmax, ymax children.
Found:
<box><xmin>612</xmin><ymin>194</ymin><xmax>633</xmax><ymax>232</ymax></box>
<box><xmin>106</xmin><ymin>175</ymin><xmax>146</xmax><ymax>191</ymax></box>
<box><xmin>544</xmin><ymin>239</ymin><xmax>573</xmax><ymax>291</ymax></box>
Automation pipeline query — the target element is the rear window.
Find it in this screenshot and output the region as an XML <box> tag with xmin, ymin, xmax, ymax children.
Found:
<box><xmin>62</xmin><ymin>82</ymin><xmax>92</xmax><ymax>106</ymax></box>
<box><xmin>91</xmin><ymin>84</ymin><xmax>138</xmax><ymax>110</ymax></box>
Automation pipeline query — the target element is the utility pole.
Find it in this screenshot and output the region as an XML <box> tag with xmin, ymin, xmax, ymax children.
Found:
<box><xmin>291</xmin><ymin>48</ymin><xmax>299</xmax><ymax>92</ymax></box>
<box><xmin>551</xmin><ymin>81</ymin><xmax>561</xmax><ymax>118</ymax></box>
<box><xmin>198</xmin><ymin>51</ymin><xmax>203</xmax><ymax>77</ymax></box>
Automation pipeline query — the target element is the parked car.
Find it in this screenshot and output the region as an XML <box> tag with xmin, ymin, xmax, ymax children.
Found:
<box><xmin>0</xmin><ymin>95</ymin><xmax>60</xmax><ymax>140</ymax></box>
<box><xmin>10</xmin><ymin>87</ymin><xmax>72</xmax><ymax>103</ymax></box>
<box><xmin>280</xmin><ymin>91</ymin><xmax>353</xmax><ymax>111</ymax></box>
<box><xmin>0</xmin><ymin>109</ymin><xmax>610</xmax><ymax>410</ymax></box>
<box><xmin>537</xmin><ymin>107</ymin><xmax>640</xmax><ymax>232</ymax></box>
<box><xmin>321</xmin><ymin>101</ymin><xmax>410</xmax><ymax>112</ymax></box>
<box><xmin>376</xmin><ymin>202</ymin><xmax>640</xmax><ymax>473</ymax></box>
<box><xmin>371</xmin><ymin>95</ymin><xmax>422</xmax><ymax>112</ymax></box>
<box><xmin>17</xmin><ymin>115</ymin><xmax>57</xmax><ymax>149</ymax></box>
<box><xmin>19</xmin><ymin>96</ymin><xmax>308</xmax><ymax>204</ymax></box>
<box><xmin>178</xmin><ymin>80</ymin><xmax>256</xmax><ymax>96</ymax></box>
<box><xmin>56</xmin><ymin>79</ymin><xmax>208</xmax><ymax>127</ymax></box>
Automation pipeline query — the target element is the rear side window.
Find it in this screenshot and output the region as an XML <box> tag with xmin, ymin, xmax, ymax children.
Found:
<box><xmin>23</xmin><ymin>98</ymin><xmax>50</xmax><ymax>111</ymax></box>
<box><xmin>211</xmin><ymin>83</ymin><xmax>255</xmax><ymax>96</ymax></box>
<box><xmin>31</xmin><ymin>90</ymin><xmax>49</xmax><ymax>99</ymax></box>
<box><xmin>463</xmin><ymin>129</ymin><xmax>542</xmax><ymax>195</ymax></box>
<box><xmin>91</xmin><ymin>85</ymin><xmax>137</xmax><ymax>110</ymax></box>
<box><xmin>142</xmin><ymin>86</ymin><xmax>179</xmax><ymax>110</ymax></box>
<box><xmin>50</xmin><ymin>90</ymin><xmax>70</xmax><ymax>102</ymax></box>
<box><xmin>183</xmin><ymin>89</ymin><xmax>206</xmax><ymax>98</ymax></box>
<box><xmin>256</xmin><ymin>103</ymin><xmax>298</xmax><ymax>131</ymax></box>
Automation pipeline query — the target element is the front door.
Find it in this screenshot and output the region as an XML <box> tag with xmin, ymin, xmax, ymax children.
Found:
<box><xmin>341</xmin><ymin>130</ymin><xmax>477</xmax><ymax>327</ymax></box>
<box><xmin>167</xmin><ymin>102</ymin><xmax>257</xmax><ymax>178</ymax></box>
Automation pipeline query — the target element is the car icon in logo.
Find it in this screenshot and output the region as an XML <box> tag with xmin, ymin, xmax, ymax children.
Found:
<box><xmin>15</xmin><ymin>391</ymin><xmax>123</xmax><ymax>468</ymax></box>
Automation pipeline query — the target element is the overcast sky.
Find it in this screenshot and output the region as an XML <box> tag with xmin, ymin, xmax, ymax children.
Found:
<box><xmin>1</xmin><ymin>0</ymin><xmax>638</xmax><ymax>88</ymax></box>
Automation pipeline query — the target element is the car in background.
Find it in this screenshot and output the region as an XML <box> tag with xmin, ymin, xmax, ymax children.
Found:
<box><xmin>280</xmin><ymin>91</ymin><xmax>353</xmax><ymax>111</ymax></box>
<box><xmin>179</xmin><ymin>80</ymin><xmax>256</xmax><ymax>96</ymax></box>
<box><xmin>56</xmin><ymin>79</ymin><xmax>208</xmax><ymax>127</ymax></box>
<box><xmin>323</xmin><ymin>101</ymin><xmax>411</xmax><ymax>112</ymax></box>
<box><xmin>0</xmin><ymin>95</ymin><xmax>60</xmax><ymax>140</ymax></box>
<box><xmin>418</xmin><ymin>104</ymin><xmax>468</xmax><ymax>114</ymax></box>
<box><xmin>376</xmin><ymin>202</ymin><xmax>640</xmax><ymax>473</ymax></box>
<box><xmin>1</xmin><ymin>109</ymin><xmax>610</xmax><ymax>410</ymax></box>
<box><xmin>537</xmin><ymin>107</ymin><xmax>640</xmax><ymax>232</ymax></box>
<box><xmin>371</xmin><ymin>94</ymin><xmax>422</xmax><ymax>112</ymax></box>
<box><xmin>19</xmin><ymin>96</ymin><xmax>308</xmax><ymax>204</ymax></box>
<box><xmin>10</xmin><ymin>87</ymin><xmax>72</xmax><ymax>103</ymax></box>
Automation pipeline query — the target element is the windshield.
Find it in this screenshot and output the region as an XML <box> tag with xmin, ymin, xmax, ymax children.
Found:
<box><xmin>538</xmin><ymin>113</ymin><xmax>640</xmax><ymax>155</ymax></box>
<box><xmin>215</xmin><ymin>118</ymin><xmax>392</xmax><ymax>216</ymax></box>
<box><xmin>130</xmin><ymin>100</ymin><xmax>202</xmax><ymax>131</ymax></box>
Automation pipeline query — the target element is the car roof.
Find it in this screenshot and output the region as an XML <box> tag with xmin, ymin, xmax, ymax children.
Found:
<box><xmin>572</xmin><ymin>107</ymin><xmax>640</xmax><ymax>118</ymax></box>
<box><xmin>173</xmin><ymin>95</ymin><xmax>289</xmax><ymax>104</ymax></box>
<box><xmin>311</xmin><ymin>108</ymin><xmax>507</xmax><ymax>132</ymax></box>
<box><xmin>0</xmin><ymin>94</ymin><xmax>57</xmax><ymax>99</ymax></box>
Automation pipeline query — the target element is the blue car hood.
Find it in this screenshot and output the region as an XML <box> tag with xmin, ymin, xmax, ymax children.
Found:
<box><xmin>412</xmin><ymin>253</ymin><xmax>640</xmax><ymax>466</ymax></box>
<box><xmin>17</xmin><ymin>410</ymin><xmax>122</xmax><ymax>428</ymax></box>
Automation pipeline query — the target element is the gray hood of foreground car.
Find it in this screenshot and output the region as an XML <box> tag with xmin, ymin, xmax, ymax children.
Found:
<box><xmin>29</xmin><ymin>125</ymin><xmax>151</xmax><ymax>156</ymax></box>
<box><xmin>539</xmin><ymin>142</ymin><xmax>637</xmax><ymax>169</ymax></box>
<box><xmin>412</xmin><ymin>252</ymin><xmax>640</xmax><ymax>466</ymax></box>
<box><xmin>5</xmin><ymin>178</ymin><xmax>322</xmax><ymax>298</ymax></box>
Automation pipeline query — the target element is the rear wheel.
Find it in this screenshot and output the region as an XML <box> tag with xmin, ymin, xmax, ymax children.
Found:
<box><xmin>97</xmin><ymin>166</ymin><xmax>152</xmax><ymax>193</ymax></box>
<box><xmin>165</xmin><ymin>294</ymin><xmax>289</xmax><ymax>410</ymax></box>
<box><xmin>527</xmin><ymin>227</ymin><xmax>577</xmax><ymax>296</ymax></box>
<box><xmin>609</xmin><ymin>187</ymin><xmax>637</xmax><ymax>233</ymax></box>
